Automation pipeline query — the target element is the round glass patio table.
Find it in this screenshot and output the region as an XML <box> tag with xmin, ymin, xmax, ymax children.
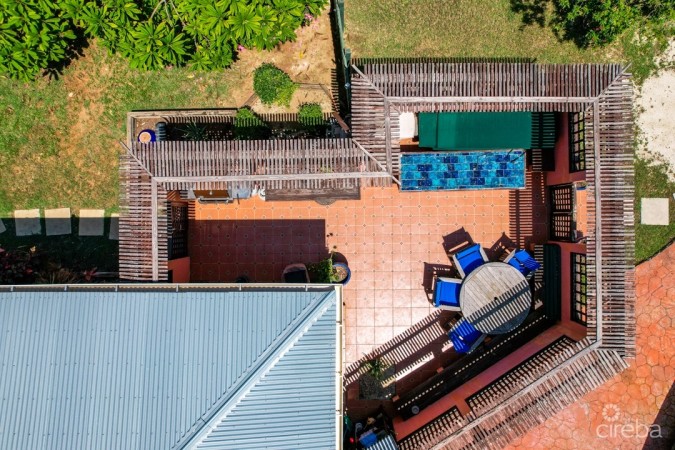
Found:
<box><xmin>459</xmin><ymin>262</ymin><xmax>532</xmax><ymax>334</ymax></box>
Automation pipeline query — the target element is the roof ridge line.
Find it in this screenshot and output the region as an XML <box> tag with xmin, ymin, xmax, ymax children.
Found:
<box><xmin>176</xmin><ymin>289</ymin><xmax>336</xmax><ymax>450</ymax></box>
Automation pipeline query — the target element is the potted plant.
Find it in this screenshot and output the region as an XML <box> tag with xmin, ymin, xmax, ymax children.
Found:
<box><xmin>359</xmin><ymin>357</ymin><xmax>395</xmax><ymax>400</ymax></box>
<box><xmin>306</xmin><ymin>250</ymin><xmax>351</xmax><ymax>285</ymax></box>
<box><xmin>332</xmin><ymin>260</ymin><xmax>351</xmax><ymax>285</ymax></box>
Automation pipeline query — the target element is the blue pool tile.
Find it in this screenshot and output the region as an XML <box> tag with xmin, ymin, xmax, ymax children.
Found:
<box><xmin>400</xmin><ymin>152</ymin><xmax>525</xmax><ymax>191</ymax></box>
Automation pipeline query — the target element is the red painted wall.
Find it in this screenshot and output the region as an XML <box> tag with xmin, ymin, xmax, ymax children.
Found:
<box><xmin>547</xmin><ymin>113</ymin><xmax>586</xmax><ymax>186</ymax></box>
<box><xmin>168</xmin><ymin>257</ymin><xmax>191</xmax><ymax>283</ymax></box>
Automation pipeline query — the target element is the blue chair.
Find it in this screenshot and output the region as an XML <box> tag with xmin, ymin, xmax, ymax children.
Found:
<box><xmin>448</xmin><ymin>318</ymin><xmax>485</xmax><ymax>354</ymax></box>
<box><xmin>452</xmin><ymin>244</ymin><xmax>488</xmax><ymax>278</ymax></box>
<box><xmin>504</xmin><ymin>249</ymin><xmax>541</xmax><ymax>278</ymax></box>
<box><xmin>433</xmin><ymin>276</ymin><xmax>462</xmax><ymax>310</ymax></box>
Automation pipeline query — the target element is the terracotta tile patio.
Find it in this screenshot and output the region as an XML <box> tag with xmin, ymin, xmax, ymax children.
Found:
<box><xmin>189</xmin><ymin>171</ymin><xmax>548</xmax><ymax>366</ymax></box>
<box><xmin>505</xmin><ymin>242</ymin><xmax>675</xmax><ymax>450</ymax></box>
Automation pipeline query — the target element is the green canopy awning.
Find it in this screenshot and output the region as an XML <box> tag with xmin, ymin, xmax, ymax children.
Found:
<box><xmin>418</xmin><ymin>112</ymin><xmax>533</xmax><ymax>150</ymax></box>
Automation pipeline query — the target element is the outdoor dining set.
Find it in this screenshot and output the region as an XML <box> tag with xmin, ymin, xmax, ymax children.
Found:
<box><xmin>432</xmin><ymin>244</ymin><xmax>541</xmax><ymax>354</ymax></box>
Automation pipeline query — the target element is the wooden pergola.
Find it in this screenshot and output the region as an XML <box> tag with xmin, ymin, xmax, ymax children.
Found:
<box><xmin>119</xmin><ymin>138</ymin><xmax>394</xmax><ymax>281</ymax></box>
<box><xmin>349</xmin><ymin>60</ymin><xmax>635</xmax><ymax>450</ymax></box>
<box><xmin>119</xmin><ymin>63</ymin><xmax>635</xmax><ymax>450</ymax></box>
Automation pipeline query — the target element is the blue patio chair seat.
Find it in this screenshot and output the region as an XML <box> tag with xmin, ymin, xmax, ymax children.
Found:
<box><xmin>448</xmin><ymin>318</ymin><xmax>485</xmax><ymax>354</ymax></box>
<box><xmin>452</xmin><ymin>243</ymin><xmax>488</xmax><ymax>278</ymax></box>
<box><xmin>506</xmin><ymin>249</ymin><xmax>541</xmax><ymax>278</ymax></box>
<box><xmin>433</xmin><ymin>277</ymin><xmax>462</xmax><ymax>310</ymax></box>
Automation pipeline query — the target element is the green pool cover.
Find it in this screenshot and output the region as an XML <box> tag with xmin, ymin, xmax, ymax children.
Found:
<box><xmin>418</xmin><ymin>112</ymin><xmax>533</xmax><ymax>150</ymax></box>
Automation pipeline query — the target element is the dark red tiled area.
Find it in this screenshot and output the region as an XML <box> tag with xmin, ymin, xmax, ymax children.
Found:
<box><xmin>190</xmin><ymin>173</ymin><xmax>547</xmax><ymax>366</ymax></box>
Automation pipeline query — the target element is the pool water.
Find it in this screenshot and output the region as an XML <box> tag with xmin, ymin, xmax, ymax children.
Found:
<box><xmin>400</xmin><ymin>150</ymin><xmax>526</xmax><ymax>191</ymax></box>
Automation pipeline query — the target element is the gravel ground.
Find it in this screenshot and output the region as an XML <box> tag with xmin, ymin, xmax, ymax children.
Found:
<box><xmin>636</xmin><ymin>38</ymin><xmax>675</xmax><ymax>181</ymax></box>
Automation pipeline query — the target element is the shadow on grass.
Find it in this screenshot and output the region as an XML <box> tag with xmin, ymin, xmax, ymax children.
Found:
<box><xmin>44</xmin><ymin>30</ymin><xmax>90</xmax><ymax>81</ymax></box>
<box><xmin>509</xmin><ymin>0</ymin><xmax>549</xmax><ymax>29</ymax></box>
<box><xmin>508</xmin><ymin>0</ymin><xmax>600</xmax><ymax>48</ymax></box>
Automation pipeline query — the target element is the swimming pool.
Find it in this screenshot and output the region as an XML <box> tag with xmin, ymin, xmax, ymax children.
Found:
<box><xmin>400</xmin><ymin>150</ymin><xmax>526</xmax><ymax>191</ymax></box>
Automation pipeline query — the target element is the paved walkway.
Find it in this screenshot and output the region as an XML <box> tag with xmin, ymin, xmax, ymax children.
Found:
<box><xmin>505</xmin><ymin>242</ymin><xmax>675</xmax><ymax>450</ymax></box>
<box><xmin>7</xmin><ymin>209</ymin><xmax>118</xmax><ymax>240</ymax></box>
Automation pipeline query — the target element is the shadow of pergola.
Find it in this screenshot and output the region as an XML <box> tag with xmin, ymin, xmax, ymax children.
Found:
<box><xmin>344</xmin><ymin>310</ymin><xmax>461</xmax><ymax>396</ymax></box>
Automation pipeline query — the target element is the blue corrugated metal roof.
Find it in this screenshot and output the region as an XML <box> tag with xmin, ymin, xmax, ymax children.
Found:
<box><xmin>0</xmin><ymin>287</ymin><xmax>339</xmax><ymax>450</ymax></box>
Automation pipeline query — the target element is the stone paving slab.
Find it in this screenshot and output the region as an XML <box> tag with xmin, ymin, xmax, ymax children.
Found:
<box><xmin>506</xmin><ymin>242</ymin><xmax>675</xmax><ymax>450</ymax></box>
<box><xmin>14</xmin><ymin>209</ymin><xmax>41</xmax><ymax>236</ymax></box>
<box><xmin>109</xmin><ymin>213</ymin><xmax>119</xmax><ymax>240</ymax></box>
<box><xmin>641</xmin><ymin>198</ymin><xmax>670</xmax><ymax>225</ymax></box>
<box><xmin>78</xmin><ymin>209</ymin><xmax>105</xmax><ymax>236</ymax></box>
<box><xmin>45</xmin><ymin>208</ymin><xmax>72</xmax><ymax>236</ymax></box>
<box><xmin>0</xmin><ymin>218</ymin><xmax>5</xmax><ymax>234</ymax></box>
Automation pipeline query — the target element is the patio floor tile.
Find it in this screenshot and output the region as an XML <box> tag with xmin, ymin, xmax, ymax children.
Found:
<box><xmin>641</xmin><ymin>198</ymin><xmax>670</xmax><ymax>225</ymax></box>
<box><xmin>191</xmin><ymin>179</ymin><xmax>548</xmax><ymax>365</ymax></box>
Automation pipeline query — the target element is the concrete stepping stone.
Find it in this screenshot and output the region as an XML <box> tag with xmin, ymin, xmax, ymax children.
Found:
<box><xmin>0</xmin><ymin>218</ymin><xmax>5</xmax><ymax>234</ymax></box>
<box><xmin>45</xmin><ymin>208</ymin><xmax>72</xmax><ymax>236</ymax></box>
<box><xmin>14</xmin><ymin>209</ymin><xmax>41</xmax><ymax>236</ymax></box>
<box><xmin>78</xmin><ymin>209</ymin><xmax>105</xmax><ymax>236</ymax></box>
<box><xmin>641</xmin><ymin>198</ymin><xmax>669</xmax><ymax>225</ymax></box>
<box><xmin>109</xmin><ymin>213</ymin><xmax>119</xmax><ymax>240</ymax></box>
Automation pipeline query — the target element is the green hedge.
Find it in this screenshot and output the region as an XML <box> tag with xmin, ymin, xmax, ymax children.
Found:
<box><xmin>298</xmin><ymin>103</ymin><xmax>324</xmax><ymax>126</ymax></box>
<box><xmin>233</xmin><ymin>107</ymin><xmax>270</xmax><ymax>140</ymax></box>
<box><xmin>253</xmin><ymin>64</ymin><xmax>297</xmax><ymax>106</ymax></box>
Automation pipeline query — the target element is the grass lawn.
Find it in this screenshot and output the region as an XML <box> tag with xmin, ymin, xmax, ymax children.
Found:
<box><xmin>635</xmin><ymin>157</ymin><xmax>675</xmax><ymax>263</ymax></box>
<box><xmin>0</xmin><ymin>42</ymin><xmax>239</xmax><ymax>274</ymax></box>
<box><xmin>344</xmin><ymin>0</ymin><xmax>619</xmax><ymax>62</ymax></box>
<box><xmin>0</xmin><ymin>41</ymin><xmax>238</xmax><ymax>217</ymax></box>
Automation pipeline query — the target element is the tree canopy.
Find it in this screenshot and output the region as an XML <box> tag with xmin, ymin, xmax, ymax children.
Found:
<box><xmin>0</xmin><ymin>0</ymin><xmax>327</xmax><ymax>80</ymax></box>
<box><xmin>551</xmin><ymin>0</ymin><xmax>674</xmax><ymax>48</ymax></box>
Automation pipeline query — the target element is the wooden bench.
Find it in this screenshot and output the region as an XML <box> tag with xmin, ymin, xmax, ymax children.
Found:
<box><xmin>543</xmin><ymin>243</ymin><xmax>562</xmax><ymax>321</ymax></box>
<box><xmin>394</xmin><ymin>311</ymin><xmax>553</xmax><ymax>420</ymax></box>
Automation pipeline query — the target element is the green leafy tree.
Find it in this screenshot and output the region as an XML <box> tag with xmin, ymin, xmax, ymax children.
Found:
<box><xmin>0</xmin><ymin>0</ymin><xmax>79</xmax><ymax>80</ymax></box>
<box><xmin>0</xmin><ymin>0</ymin><xmax>328</xmax><ymax>80</ymax></box>
<box><xmin>551</xmin><ymin>0</ymin><xmax>674</xmax><ymax>48</ymax></box>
